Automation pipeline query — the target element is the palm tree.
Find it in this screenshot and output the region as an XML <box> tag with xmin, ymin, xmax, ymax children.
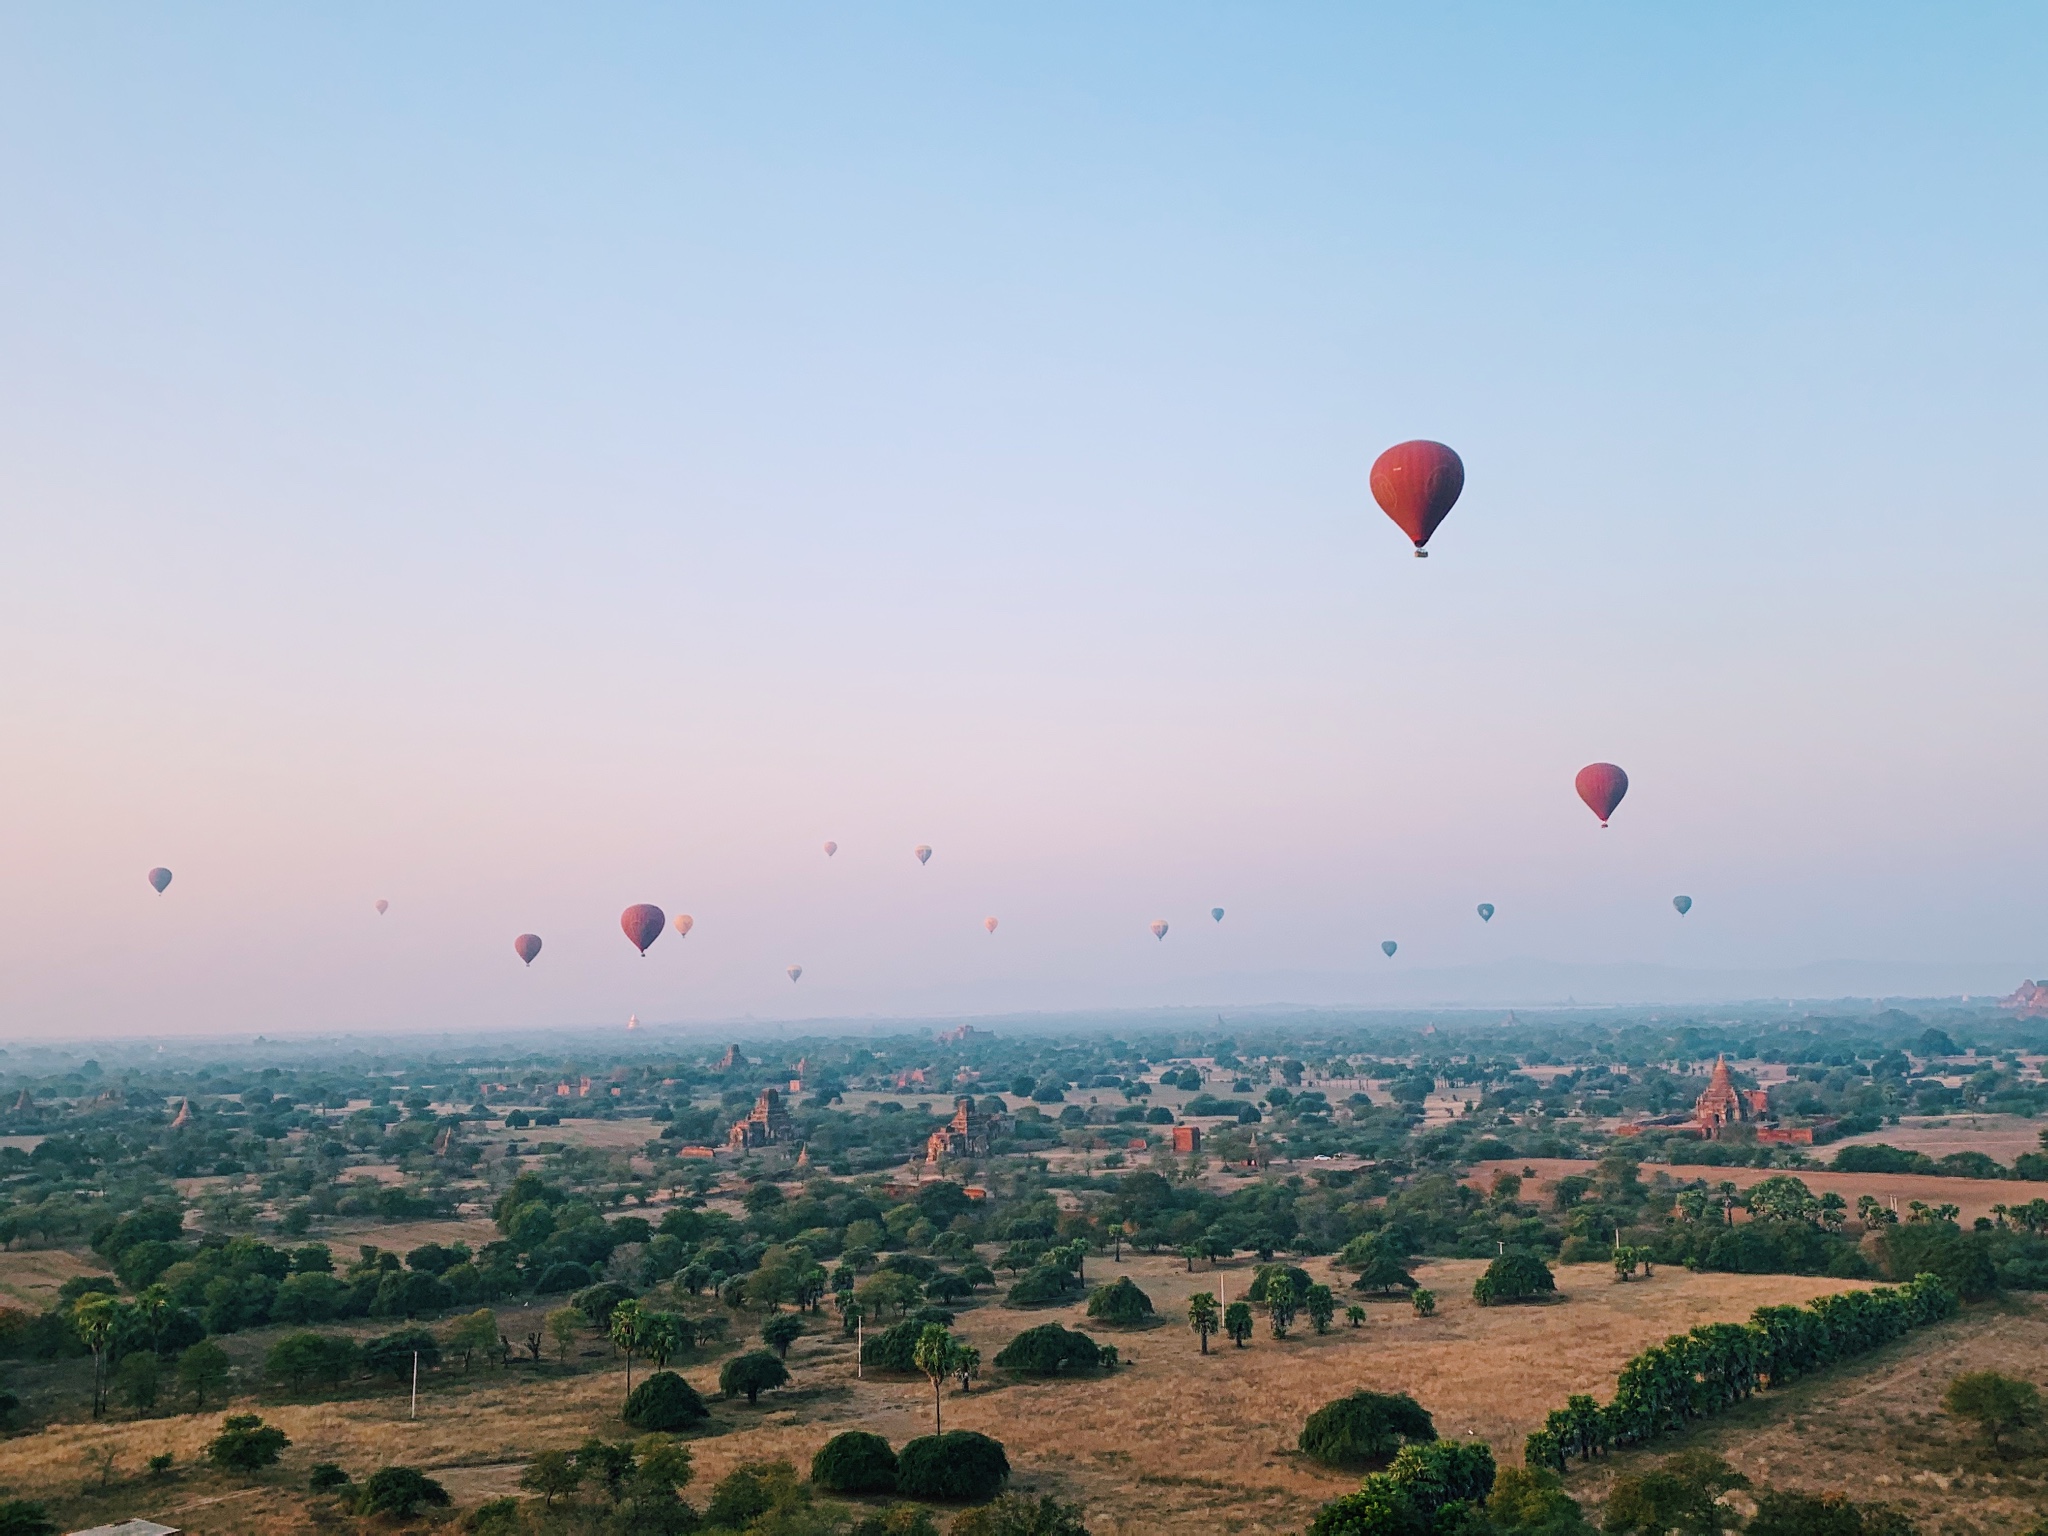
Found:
<box><xmin>608</xmin><ymin>1299</ymin><xmax>647</xmax><ymax>1403</ymax></box>
<box><xmin>1187</xmin><ymin>1292</ymin><xmax>1219</xmax><ymax>1354</ymax></box>
<box><xmin>912</xmin><ymin>1325</ymin><xmax>956</xmax><ymax>1436</ymax></box>
<box><xmin>74</xmin><ymin>1296</ymin><xmax>117</xmax><ymax>1420</ymax></box>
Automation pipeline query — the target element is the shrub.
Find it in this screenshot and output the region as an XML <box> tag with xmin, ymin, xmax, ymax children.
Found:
<box><xmin>1881</xmin><ymin>1223</ymin><xmax>1998</xmax><ymax>1300</ymax></box>
<box><xmin>1004</xmin><ymin>1265</ymin><xmax>1078</xmax><ymax>1308</ymax></box>
<box><xmin>862</xmin><ymin>1319</ymin><xmax>924</xmax><ymax>1373</ymax></box>
<box><xmin>1248</xmin><ymin>1264</ymin><xmax>1313</xmax><ymax>1303</ymax></box>
<box><xmin>705</xmin><ymin>1461</ymin><xmax>801</xmax><ymax>1527</ymax></box>
<box><xmin>308</xmin><ymin>1462</ymin><xmax>352</xmax><ymax>1493</ymax></box>
<box><xmin>0</xmin><ymin>1501</ymin><xmax>55</xmax><ymax>1536</ymax></box>
<box><xmin>355</xmin><ymin>1465</ymin><xmax>450</xmax><ymax>1518</ymax></box>
<box><xmin>1085</xmin><ymin>1276</ymin><xmax>1154</xmax><ymax>1325</ymax></box>
<box><xmin>720</xmin><ymin>1349</ymin><xmax>791</xmax><ymax>1404</ymax></box>
<box><xmin>536</xmin><ymin>1260</ymin><xmax>594</xmax><ymax>1294</ymax></box>
<box><xmin>362</xmin><ymin>1326</ymin><xmax>440</xmax><ymax>1378</ymax></box>
<box><xmin>949</xmin><ymin>1493</ymin><xmax>1090</xmax><ymax>1536</ymax></box>
<box><xmin>993</xmin><ymin>1323</ymin><xmax>1102</xmax><ymax>1376</ymax></box>
<box><xmin>206</xmin><ymin>1413</ymin><xmax>291</xmax><ymax>1474</ymax></box>
<box><xmin>624</xmin><ymin>1370</ymin><xmax>709</xmax><ymax>1431</ymax></box>
<box><xmin>1474</xmin><ymin>1252</ymin><xmax>1556</xmax><ymax>1306</ymax></box>
<box><xmin>463</xmin><ymin>1497</ymin><xmax>524</xmax><ymax>1535</ymax></box>
<box><xmin>762</xmin><ymin>1313</ymin><xmax>804</xmax><ymax>1358</ymax></box>
<box><xmin>1299</xmin><ymin>1391</ymin><xmax>1437</xmax><ymax>1469</ymax></box>
<box><xmin>811</xmin><ymin>1430</ymin><xmax>899</xmax><ymax>1494</ymax></box>
<box><xmin>1306</xmin><ymin>1439</ymin><xmax>1495</xmax><ymax>1536</ymax></box>
<box><xmin>895</xmin><ymin>1430</ymin><xmax>1010</xmax><ymax>1502</ymax></box>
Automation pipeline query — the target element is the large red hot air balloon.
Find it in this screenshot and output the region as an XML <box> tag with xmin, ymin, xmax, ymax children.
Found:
<box><xmin>1370</xmin><ymin>440</ymin><xmax>1465</xmax><ymax>557</ymax></box>
<box><xmin>514</xmin><ymin>933</ymin><xmax>542</xmax><ymax>966</ymax></box>
<box><xmin>621</xmin><ymin>904</ymin><xmax>666</xmax><ymax>955</ymax></box>
<box><xmin>1575</xmin><ymin>763</ymin><xmax>1629</xmax><ymax>827</ymax></box>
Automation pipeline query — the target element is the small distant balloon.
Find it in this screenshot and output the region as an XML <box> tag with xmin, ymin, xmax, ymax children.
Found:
<box><xmin>1150</xmin><ymin>920</ymin><xmax>1169</xmax><ymax>941</ymax></box>
<box><xmin>823</xmin><ymin>841</ymin><xmax>837</xmax><ymax>857</ymax></box>
<box><xmin>1575</xmin><ymin>763</ymin><xmax>1629</xmax><ymax>827</ymax></box>
<box><xmin>914</xmin><ymin>844</ymin><xmax>932</xmax><ymax>865</ymax></box>
<box><xmin>1477</xmin><ymin>903</ymin><xmax>1494</xmax><ymax>922</ymax></box>
<box><xmin>1369</xmin><ymin>439</ymin><xmax>1465</xmax><ymax>557</ymax></box>
<box><xmin>626</xmin><ymin>1014</ymin><xmax>640</xmax><ymax>1031</ymax></box>
<box><xmin>147</xmin><ymin>868</ymin><xmax>172</xmax><ymax>894</ymax></box>
<box><xmin>674</xmin><ymin>913</ymin><xmax>694</xmax><ymax>938</ymax></box>
<box><xmin>1381</xmin><ymin>940</ymin><xmax>1398</xmax><ymax>957</ymax></box>
<box><xmin>374</xmin><ymin>899</ymin><xmax>389</xmax><ymax>916</ymax></box>
<box><xmin>984</xmin><ymin>917</ymin><xmax>998</xmax><ymax>934</ymax></box>
<box><xmin>620</xmin><ymin>904</ymin><xmax>666</xmax><ymax>956</ymax></box>
<box><xmin>1673</xmin><ymin>895</ymin><xmax>1693</xmax><ymax>916</ymax></box>
<box><xmin>1211</xmin><ymin>907</ymin><xmax>1225</xmax><ymax>923</ymax></box>
<box><xmin>787</xmin><ymin>964</ymin><xmax>803</xmax><ymax>982</ymax></box>
<box><xmin>514</xmin><ymin>933</ymin><xmax>542</xmax><ymax>966</ymax></box>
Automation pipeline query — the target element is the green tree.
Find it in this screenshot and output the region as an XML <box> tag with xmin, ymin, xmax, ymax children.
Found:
<box><xmin>443</xmin><ymin>1307</ymin><xmax>499</xmax><ymax>1372</ymax></box>
<box><xmin>1224</xmin><ymin>1300</ymin><xmax>1253</xmax><ymax>1347</ymax></box>
<box><xmin>720</xmin><ymin>1349</ymin><xmax>791</xmax><ymax>1405</ymax></box>
<box><xmin>72</xmin><ymin>1294</ymin><xmax>118</xmax><ymax>1419</ymax></box>
<box><xmin>177</xmin><ymin>1340</ymin><xmax>231</xmax><ymax>1410</ymax></box>
<box><xmin>949</xmin><ymin>1492</ymin><xmax>1091</xmax><ymax>1536</ymax></box>
<box><xmin>610</xmin><ymin>1297</ymin><xmax>648</xmax><ymax>1401</ymax></box>
<box><xmin>546</xmin><ymin>1305</ymin><xmax>581</xmax><ymax>1363</ymax></box>
<box><xmin>1305</xmin><ymin>1283</ymin><xmax>1336</xmax><ymax>1335</ymax></box>
<box><xmin>519</xmin><ymin>1449</ymin><xmax>582</xmax><ymax>1509</ymax></box>
<box><xmin>1600</xmin><ymin>1451</ymin><xmax>1747</xmax><ymax>1535</ymax></box>
<box><xmin>1944</xmin><ymin>1370</ymin><xmax>2041</xmax><ymax>1453</ymax></box>
<box><xmin>1299</xmin><ymin>1391</ymin><xmax>1437</xmax><ymax>1470</ymax></box>
<box><xmin>1267</xmin><ymin>1272</ymin><xmax>1299</xmax><ymax>1338</ymax></box>
<box><xmin>762</xmin><ymin>1312</ymin><xmax>804</xmax><ymax>1359</ymax></box>
<box><xmin>205</xmin><ymin>1413</ymin><xmax>291</xmax><ymax>1475</ymax></box>
<box><xmin>0</xmin><ymin>1501</ymin><xmax>56</xmax><ymax>1536</ymax></box>
<box><xmin>913</xmin><ymin>1324</ymin><xmax>958</xmax><ymax>1435</ymax></box>
<box><xmin>1188</xmin><ymin>1291</ymin><xmax>1219</xmax><ymax>1354</ymax></box>
<box><xmin>1411</xmin><ymin>1288</ymin><xmax>1436</xmax><ymax>1317</ymax></box>
<box><xmin>353</xmin><ymin>1466</ymin><xmax>449</xmax><ymax>1518</ymax></box>
<box><xmin>113</xmin><ymin>1350</ymin><xmax>161</xmax><ymax>1415</ymax></box>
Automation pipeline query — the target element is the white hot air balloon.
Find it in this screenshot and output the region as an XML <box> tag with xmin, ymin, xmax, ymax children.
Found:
<box><xmin>674</xmin><ymin>914</ymin><xmax>694</xmax><ymax>937</ymax></box>
<box><xmin>984</xmin><ymin>917</ymin><xmax>998</xmax><ymax>934</ymax></box>
<box><xmin>787</xmin><ymin>964</ymin><xmax>803</xmax><ymax>982</ymax></box>
<box><xmin>823</xmin><ymin>841</ymin><xmax>837</xmax><ymax>857</ymax></box>
<box><xmin>626</xmin><ymin>1014</ymin><xmax>640</xmax><ymax>1031</ymax></box>
<box><xmin>375</xmin><ymin>899</ymin><xmax>389</xmax><ymax>915</ymax></box>
<box><xmin>1150</xmin><ymin>920</ymin><xmax>1168</xmax><ymax>941</ymax></box>
<box><xmin>914</xmin><ymin>844</ymin><xmax>932</xmax><ymax>865</ymax></box>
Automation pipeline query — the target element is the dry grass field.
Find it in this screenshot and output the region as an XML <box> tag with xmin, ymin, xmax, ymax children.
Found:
<box><xmin>1831</xmin><ymin>1113</ymin><xmax>2046</xmax><ymax>1165</ymax></box>
<box><xmin>0</xmin><ymin>1248</ymin><xmax>110</xmax><ymax>1310</ymax></box>
<box><xmin>10</xmin><ymin>1248</ymin><xmax>2027</xmax><ymax>1535</ymax></box>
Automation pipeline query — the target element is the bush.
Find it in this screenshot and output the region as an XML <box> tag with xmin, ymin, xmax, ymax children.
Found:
<box><xmin>895</xmin><ymin>1430</ymin><xmax>1010</xmax><ymax>1502</ymax></box>
<box><xmin>720</xmin><ymin>1349</ymin><xmax>791</xmax><ymax>1404</ymax></box>
<box><xmin>355</xmin><ymin>1465</ymin><xmax>450</xmax><ymax>1518</ymax></box>
<box><xmin>1747</xmin><ymin>1489</ymin><xmax>1915</xmax><ymax>1536</ymax></box>
<box><xmin>1474</xmin><ymin>1252</ymin><xmax>1556</xmax><ymax>1306</ymax></box>
<box><xmin>993</xmin><ymin>1323</ymin><xmax>1102</xmax><ymax>1376</ymax></box>
<box><xmin>571</xmin><ymin>1280</ymin><xmax>634</xmax><ymax>1327</ymax></box>
<box><xmin>362</xmin><ymin>1326</ymin><xmax>440</xmax><ymax>1378</ymax></box>
<box><xmin>1085</xmin><ymin>1276</ymin><xmax>1154</xmax><ymax>1326</ymax></box>
<box><xmin>1306</xmin><ymin>1439</ymin><xmax>1495</xmax><ymax>1535</ymax></box>
<box><xmin>1299</xmin><ymin>1391</ymin><xmax>1438</xmax><ymax>1469</ymax></box>
<box><xmin>0</xmin><ymin>1502</ymin><xmax>54</xmax><ymax>1536</ymax></box>
<box><xmin>705</xmin><ymin>1461</ymin><xmax>801</xmax><ymax>1528</ymax></box>
<box><xmin>308</xmin><ymin>1462</ymin><xmax>352</xmax><ymax>1493</ymax></box>
<box><xmin>1248</xmin><ymin>1264</ymin><xmax>1313</xmax><ymax>1304</ymax></box>
<box><xmin>862</xmin><ymin>1319</ymin><xmax>924</xmax><ymax>1373</ymax></box>
<box><xmin>811</xmin><ymin>1430</ymin><xmax>899</xmax><ymax>1494</ymax></box>
<box><xmin>536</xmin><ymin>1260</ymin><xmax>594</xmax><ymax>1294</ymax></box>
<box><xmin>206</xmin><ymin>1413</ymin><xmax>291</xmax><ymax>1474</ymax></box>
<box><xmin>1004</xmin><ymin>1265</ymin><xmax>1079</xmax><ymax>1308</ymax></box>
<box><xmin>624</xmin><ymin>1370</ymin><xmax>709</xmax><ymax>1431</ymax></box>
<box><xmin>948</xmin><ymin>1493</ymin><xmax>1090</xmax><ymax>1536</ymax></box>
<box><xmin>1882</xmin><ymin>1223</ymin><xmax>1998</xmax><ymax>1300</ymax></box>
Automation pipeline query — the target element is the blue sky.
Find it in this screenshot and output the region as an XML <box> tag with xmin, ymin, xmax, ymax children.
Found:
<box><xmin>2</xmin><ymin>6</ymin><xmax>2045</xmax><ymax>1033</ymax></box>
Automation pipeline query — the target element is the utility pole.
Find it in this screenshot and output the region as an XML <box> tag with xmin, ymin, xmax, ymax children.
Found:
<box><xmin>857</xmin><ymin>1316</ymin><xmax>863</xmax><ymax>1380</ymax></box>
<box><xmin>411</xmin><ymin>1351</ymin><xmax>418</xmax><ymax>1419</ymax></box>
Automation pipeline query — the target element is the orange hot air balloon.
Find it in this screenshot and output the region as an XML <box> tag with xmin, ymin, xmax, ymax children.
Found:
<box><xmin>674</xmin><ymin>914</ymin><xmax>694</xmax><ymax>938</ymax></box>
<box><xmin>514</xmin><ymin>933</ymin><xmax>542</xmax><ymax>966</ymax></box>
<box><xmin>374</xmin><ymin>899</ymin><xmax>389</xmax><ymax>915</ymax></box>
<box><xmin>914</xmin><ymin>845</ymin><xmax>932</xmax><ymax>865</ymax></box>
<box><xmin>621</xmin><ymin>904</ymin><xmax>665</xmax><ymax>955</ymax></box>
<box><xmin>1370</xmin><ymin>440</ymin><xmax>1465</xmax><ymax>557</ymax></box>
<box><xmin>984</xmin><ymin>917</ymin><xmax>998</xmax><ymax>934</ymax></box>
<box><xmin>787</xmin><ymin>964</ymin><xmax>803</xmax><ymax>982</ymax></box>
<box><xmin>147</xmin><ymin>867</ymin><xmax>172</xmax><ymax>893</ymax></box>
<box><xmin>823</xmin><ymin>841</ymin><xmax>837</xmax><ymax>857</ymax></box>
<box><xmin>1575</xmin><ymin>763</ymin><xmax>1629</xmax><ymax>827</ymax></box>
<box><xmin>1150</xmin><ymin>920</ymin><xmax>1168</xmax><ymax>941</ymax></box>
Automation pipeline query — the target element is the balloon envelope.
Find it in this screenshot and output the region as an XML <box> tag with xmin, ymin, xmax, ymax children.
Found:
<box><xmin>375</xmin><ymin>899</ymin><xmax>389</xmax><ymax>915</ymax></box>
<box><xmin>1369</xmin><ymin>440</ymin><xmax>1465</xmax><ymax>552</ymax></box>
<box><xmin>620</xmin><ymin>904</ymin><xmax>666</xmax><ymax>955</ymax></box>
<box><xmin>1673</xmin><ymin>895</ymin><xmax>1693</xmax><ymax>915</ymax></box>
<box><xmin>674</xmin><ymin>914</ymin><xmax>694</xmax><ymax>937</ymax></box>
<box><xmin>1381</xmin><ymin>940</ymin><xmax>1398</xmax><ymax>957</ymax></box>
<box><xmin>147</xmin><ymin>867</ymin><xmax>172</xmax><ymax>894</ymax></box>
<box><xmin>914</xmin><ymin>844</ymin><xmax>932</xmax><ymax>865</ymax></box>
<box><xmin>823</xmin><ymin>841</ymin><xmax>837</xmax><ymax>857</ymax></box>
<box><xmin>1477</xmin><ymin>903</ymin><xmax>1494</xmax><ymax>922</ymax></box>
<box><xmin>984</xmin><ymin>917</ymin><xmax>998</xmax><ymax>933</ymax></box>
<box><xmin>787</xmin><ymin>964</ymin><xmax>803</xmax><ymax>982</ymax></box>
<box><xmin>1211</xmin><ymin>907</ymin><xmax>1225</xmax><ymax>923</ymax></box>
<box><xmin>1150</xmin><ymin>920</ymin><xmax>1168</xmax><ymax>940</ymax></box>
<box><xmin>1575</xmin><ymin>763</ymin><xmax>1629</xmax><ymax>826</ymax></box>
<box><xmin>514</xmin><ymin>933</ymin><xmax>542</xmax><ymax>966</ymax></box>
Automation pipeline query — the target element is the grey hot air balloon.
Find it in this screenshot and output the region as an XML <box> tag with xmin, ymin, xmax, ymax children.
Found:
<box><xmin>1673</xmin><ymin>895</ymin><xmax>1693</xmax><ymax>916</ymax></box>
<box><xmin>1381</xmin><ymin>940</ymin><xmax>1398</xmax><ymax>957</ymax></box>
<box><xmin>1477</xmin><ymin>903</ymin><xmax>1494</xmax><ymax>922</ymax></box>
<box><xmin>147</xmin><ymin>868</ymin><xmax>172</xmax><ymax>894</ymax></box>
<box><xmin>514</xmin><ymin>933</ymin><xmax>542</xmax><ymax>966</ymax></box>
<box><xmin>914</xmin><ymin>845</ymin><xmax>932</xmax><ymax>865</ymax></box>
<box><xmin>1211</xmin><ymin>907</ymin><xmax>1225</xmax><ymax>923</ymax></box>
<box><xmin>1150</xmin><ymin>920</ymin><xmax>1168</xmax><ymax>941</ymax></box>
<box><xmin>787</xmin><ymin>964</ymin><xmax>803</xmax><ymax>982</ymax></box>
<box><xmin>823</xmin><ymin>841</ymin><xmax>837</xmax><ymax>857</ymax></box>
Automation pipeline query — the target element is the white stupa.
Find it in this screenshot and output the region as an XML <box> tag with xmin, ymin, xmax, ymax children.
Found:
<box><xmin>626</xmin><ymin>1014</ymin><xmax>640</xmax><ymax>1031</ymax></box>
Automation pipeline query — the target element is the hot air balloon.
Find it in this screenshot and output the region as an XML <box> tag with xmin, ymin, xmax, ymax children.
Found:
<box><xmin>147</xmin><ymin>868</ymin><xmax>172</xmax><ymax>894</ymax></box>
<box><xmin>1575</xmin><ymin>763</ymin><xmax>1629</xmax><ymax>826</ymax></box>
<box><xmin>375</xmin><ymin>899</ymin><xmax>389</xmax><ymax>916</ymax></box>
<box><xmin>1150</xmin><ymin>920</ymin><xmax>1168</xmax><ymax>941</ymax></box>
<box><xmin>787</xmin><ymin>964</ymin><xmax>803</xmax><ymax>982</ymax></box>
<box><xmin>674</xmin><ymin>914</ymin><xmax>694</xmax><ymax>938</ymax></box>
<box><xmin>823</xmin><ymin>841</ymin><xmax>837</xmax><ymax>857</ymax></box>
<box><xmin>984</xmin><ymin>917</ymin><xmax>998</xmax><ymax>934</ymax></box>
<box><xmin>1211</xmin><ymin>907</ymin><xmax>1225</xmax><ymax>923</ymax></box>
<box><xmin>1477</xmin><ymin>903</ymin><xmax>1494</xmax><ymax>922</ymax></box>
<box><xmin>914</xmin><ymin>845</ymin><xmax>932</xmax><ymax>865</ymax></box>
<box><xmin>1381</xmin><ymin>940</ymin><xmax>1398</xmax><ymax>957</ymax></box>
<box><xmin>1369</xmin><ymin>440</ymin><xmax>1465</xmax><ymax>557</ymax></box>
<box><xmin>621</xmin><ymin>904</ymin><xmax>666</xmax><ymax>955</ymax></box>
<box><xmin>626</xmin><ymin>1014</ymin><xmax>640</xmax><ymax>1031</ymax></box>
<box><xmin>514</xmin><ymin>933</ymin><xmax>542</xmax><ymax>966</ymax></box>
<box><xmin>1673</xmin><ymin>895</ymin><xmax>1693</xmax><ymax>916</ymax></box>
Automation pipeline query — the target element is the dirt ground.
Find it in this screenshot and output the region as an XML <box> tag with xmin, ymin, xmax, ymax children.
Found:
<box><xmin>0</xmin><ymin>1248</ymin><xmax>111</xmax><ymax>1310</ymax></box>
<box><xmin>1467</xmin><ymin>1158</ymin><xmax>2048</xmax><ymax>1225</ymax></box>
<box><xmin>1830</xmin><ymin>1114</ymin><xmax>2046</xmax><ymax>1166</ymax></box>
<box><xmin>9</xmin><ymin>1251</ymin><xmax>2008</xmax><ymax>1535</ymax></box>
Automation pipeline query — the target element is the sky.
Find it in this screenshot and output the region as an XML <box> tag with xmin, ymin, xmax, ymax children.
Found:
<box><xmin>2</xmin><ymin>5</ymin><xmax>2046</xmax><ymax>1037</ymax></box>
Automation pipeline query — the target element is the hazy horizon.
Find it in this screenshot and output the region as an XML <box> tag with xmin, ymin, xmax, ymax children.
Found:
<box><xmin>5</xmin><ymin>8</ymin><xmax>2046</xmax><ymax>1038</ymax></box>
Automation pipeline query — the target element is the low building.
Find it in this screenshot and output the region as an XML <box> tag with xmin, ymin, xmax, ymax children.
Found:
<box><xmin>1172</xmin><ymin>1124</ymin><xmax>1202</xmax><ymax>1154</ymax></box>
<box><xmin>725</xmin><ymin>1089</ymin><xmax>795</xmax><ymax>1150</ymax></box>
